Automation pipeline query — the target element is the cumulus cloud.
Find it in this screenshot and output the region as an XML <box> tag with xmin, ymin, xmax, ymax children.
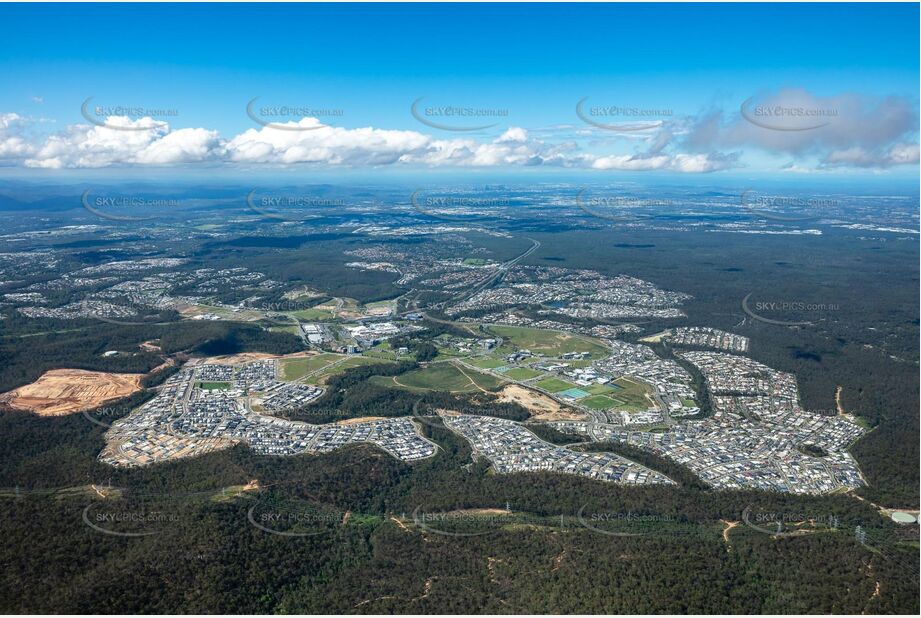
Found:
<box><xmin>225</xmin><ymin>124</ymin><xmax>553</xmax><ymax>168</ymax></box>
<box><xmin>0</xmin><ymin>113</ymin><xmax>37</xmax><ymax>161</ymax></box>
<box><xmin>226</xmin><ymin>122</ymin><xmax>431</xmax><ymax>166</ymax></box>
<box><xmin>821</xmin><ymin>142</ymin><xmax>920</xmax><ymax>169</ymax></box>
<box><xmin>496</xmin><ymin>127</ymin><xmax>528</xmax><ymax>143</ymax></box>
<box><xmin>591</xmin><ymin>154</ymin><xmax>670</xmax><ymax>171</ymax></box>
<box><xmin>22</xmin><ymin>118</ymin><xmax>224</xmax><ymax>168</ymax></box>
<box><xmin>671</xmin><ymin>152</ymin><xmax>740</xmax><ymax>173</ymax></box>
<box><xmin>682</xmin><ymin>89</ymin><xmax>919</xmax><ymax>168</ymax></box>
<box><xmin>16</xmin><ymin>117</ymin><xmax>588</xmax><ymax>170</ymax></box>
<box><xmin>592</xmin><ymin>151</ymin><xmax>738</xmax><ymax>173</ymax></box>
<box><xmin>2</xmin><ymin>92</ymin><xmax>916</xmax><ymax>173</ymax></box>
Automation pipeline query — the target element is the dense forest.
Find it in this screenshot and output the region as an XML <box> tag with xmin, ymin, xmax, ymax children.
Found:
<box><xmin>0</xmin><ymin>408</ymin><xmax>917</xmax><ymax>614</ymax></box>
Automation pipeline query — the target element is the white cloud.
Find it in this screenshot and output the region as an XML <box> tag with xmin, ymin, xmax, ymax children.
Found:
<box><xmin>21</xmin><ymin>118</ymin><xmax>224</xmax><ymax>168</ymax></box>
<box><xmin>671</xmin><ymin>152</ymin><xmax>739</xmax><ymax>173</ymax></box>
<box><xmin>135</xmin><ymin>127</ymin><xmax>223</xmax><ymax>165</ymax></box>
<box><xmin>0</xmin><ymin>113</ymin><xmax>36</xmax><ymax>161</ymax></box>
<box><xmin>26</xmin><ymin>118</ymin><xmax>167</xmax><ymax>168</ymax></box>
<box><xmin>591</xmin><ymin>154</ymin><xmax>671</xmax><ymax>171</ymax></box>
<box><xmin>591</xmin><ymin>151</ymin><xmax>737</xmax><ymax>173</ymax></box>
<box><xmin>3</xmin><ymin>94</ymin><xmax>915</xmax><ymax>173</ymax></box>
<box><xmin>226</xmin><ymin>123</ymin><xmax>431</xmax><ymax>166</ymax></box>
<box><xmin>8</xmin><ymin>113</ymin><xmax>724</xmax><ymax>171</ymax></box>
<box><xmin>822</xmin><ymin>142</ymin><xmax>920</xmax><ymax>168</ymax></box>
<box><xmin>496</xmin><ymin>127</ymin><xmax>528</xmax><ymax>143</ymax></box>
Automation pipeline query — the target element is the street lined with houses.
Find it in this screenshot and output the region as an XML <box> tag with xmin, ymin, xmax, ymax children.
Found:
<box><xmin>101</xmin><ymin>358</ymin><xmax>437</xmax><ymax>467</ymax></box>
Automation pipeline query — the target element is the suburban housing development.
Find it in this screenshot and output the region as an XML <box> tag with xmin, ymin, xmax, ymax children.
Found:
<box><xmin>75</xmin><ymin>253</ymin><xmax>867</xmax><ymax>495</ymax></box>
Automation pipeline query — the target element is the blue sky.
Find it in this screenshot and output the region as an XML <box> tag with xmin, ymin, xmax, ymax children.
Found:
<box><xmin>0</xmin><ymin>3</ymin><xmax>918</xmax><ymax>181</ymax></box>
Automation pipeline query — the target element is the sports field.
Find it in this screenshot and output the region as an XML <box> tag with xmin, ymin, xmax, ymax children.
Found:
<box><xmin>534</xmin><ymin>377</ymin><xmax>578</xmax><ymax>393</ymax></box>
<box><xmin>580</xmin><ymin>394</ymin><xmax>619</xmax><ymax>410</ymax></box>
<box><xmin>607</xmin><ymin>377</ymin><xmax>656</xmax><ymax>412</ymax></box>
<box><xmin>584</xmin><ymin>383</ymin><xmax>618</xmax><ymax>395</ymax></box>
<box><xmin>198</xmin><ymin>381</ymin><xmax>231</xmax><ymax>390</ymax></box>
<box><xmin>560</xmin><ymin>387</ymin><xmax>591</xmax><ymax>399</ymax></box>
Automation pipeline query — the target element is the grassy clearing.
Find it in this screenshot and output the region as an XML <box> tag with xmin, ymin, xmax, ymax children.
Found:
<box><xmin>184</xmin><ymin>304</ymin><xmax>264</xmax><ymax>321</ymax></box>
<box><xmin>268</xmin><ymin>324</ymin><xmax>302</xmax><ymax>336</ymax></box>
<box><xmin>466</xmin><ymin>357</ymin><xmax>507</xmax><ymax>369</ymax></box>
<box><xmin>486</xmin><ymin>324</ymin><xmax>609</xmax><ymax>359</ymax></box>
<box><xmin>307</xmin><ymin>356</ymin><xmax>394</xmax><ymax>384</ymax></box>
<box><xmin>365</xmin><ymin>299</ymin><xmax>395</xmax><ymax>309</ymax></box>
<box><xmin>608</xmin><ymin>377</ymin><xmax>655</xmax><ymax>412</ymax></box>
<box><xmin>378</xmin><ymin>362</ymin><xmax>505</xmax><ymax>393</ymax></box>
<box><xmin>364</xmin><ymin>349</ymin><xmax>414</xmax><ymax>361</ymax></box>
<box><xmin>502</xmin><ymin>367</ymin><xmax>545</xmax><ymax>381</ymax></box>
<box><xmin>280</xmin><ymin>353</ymin><xmax>343</xmax><ymax>381</ymax></box>
<box><xmin>289</xmin><ymin>307</ymin><xmax>335</xmax><ymax>320</ymax></box>
<box><xmin>364</xmin><ymin>343</ymin><xmax>415</xmax><ymax>361</ymax></box>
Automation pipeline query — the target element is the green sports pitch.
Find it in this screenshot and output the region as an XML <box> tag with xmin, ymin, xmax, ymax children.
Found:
<box><xmin>534</xmin><ymin>377</ymin><xmax>578</xmax><ymax>393</ymax></box>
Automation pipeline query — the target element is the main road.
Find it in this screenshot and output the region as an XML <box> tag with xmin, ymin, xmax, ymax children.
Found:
<box><xmin>430</xmin><ymin>237</ymin><xmax>541</xmax><ymax>311</ymax></box>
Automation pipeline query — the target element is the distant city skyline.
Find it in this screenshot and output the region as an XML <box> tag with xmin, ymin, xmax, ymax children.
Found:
<box><xmin>0</xmin><ymin>3</ymin><xmax>918</xmax><ymax>179</ymax></box>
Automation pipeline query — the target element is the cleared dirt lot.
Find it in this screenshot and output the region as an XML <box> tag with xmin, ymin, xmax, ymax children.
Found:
<box><xmin>336</xmin><ymin>416</ymin><xmax>388</xmax><ymax>425</ymax></box>
<box><xmin>187</xmin><ymin>351</ymin><xmax>314</xmax><ymax>367</ymax></box>
<box><xmin>0</xmin><ymin>369</ymin><xmax>143</xmax><ymax>416</ymax></box>
<box><xmin>497</xmin><ymin>384</ymin><xmax>587</xmax><ymax>422</ymax></box>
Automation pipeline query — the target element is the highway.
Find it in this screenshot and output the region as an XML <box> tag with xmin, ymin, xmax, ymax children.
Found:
<box><xmin>429</xmin><ymin>237</ymin><xmax>541</xmax><ymax>311</ymax></box>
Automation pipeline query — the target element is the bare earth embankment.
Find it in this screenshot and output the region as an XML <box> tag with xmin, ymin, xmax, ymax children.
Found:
<box><xmin>497</xmin><ymin>384</ymin><xmax>588</xmax><ymax>422</ymax></box>
<box><xmin>0</xmin><ymin>369</ymin><xmax>143</xmax><ymax>416</ymax></box>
